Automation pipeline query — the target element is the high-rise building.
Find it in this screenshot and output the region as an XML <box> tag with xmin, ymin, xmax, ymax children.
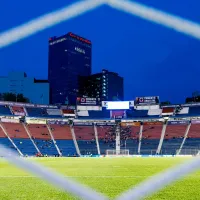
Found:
<box><xmin>78</xmin><ymin>69</ymin><xmax>124</xmax><ymax>101</ymax></box>
<box><xmin>48</xmin><ymin>32</ymin><xmax>92</xmax><ymax>105</ymax></box>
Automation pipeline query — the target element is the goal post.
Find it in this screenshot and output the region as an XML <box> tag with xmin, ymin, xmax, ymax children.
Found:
<box><xmin>106</xmin><ymin>149</ymin><xmax>129</xmax><ymax>156</ymax></box>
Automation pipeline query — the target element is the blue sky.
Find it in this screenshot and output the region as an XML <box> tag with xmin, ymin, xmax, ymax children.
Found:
<box><xmin>0</xmin><ymin>0</ymin><xmax>200</xmax><ymax>103</ymax></box>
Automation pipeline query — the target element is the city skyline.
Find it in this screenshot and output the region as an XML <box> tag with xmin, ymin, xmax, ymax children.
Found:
<box><xmin>1</xmin><ymin>0</ymin><xmax>200</xmax><ymax>104</ymax></box>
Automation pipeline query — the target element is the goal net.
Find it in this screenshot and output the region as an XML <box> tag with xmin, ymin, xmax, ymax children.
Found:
<box><xmin>106</xmin><ymin>149</ymin><xmax>129</xmax><ymax>156</ymax></box>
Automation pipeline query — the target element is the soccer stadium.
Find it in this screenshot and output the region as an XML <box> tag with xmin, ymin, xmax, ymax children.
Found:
<box><xmin>1</xmin><ymin>98</ymin><xmax>200</xmax><ymax>199</ymax></box>
<box><xmin>1</xmin><ymin>0</ymin><xmax>200</xmax><ymax>199</ymax></box>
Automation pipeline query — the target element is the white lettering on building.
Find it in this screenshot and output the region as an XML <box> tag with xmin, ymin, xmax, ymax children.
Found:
<box><xmin>75</xmin><ymin>47</ymin><xmax>85</xmax><ymax>54</ymax></box>
<box><xmin>50</xmin><ymin>38</ymin><xmax>66</xmax><ymax>45</ymax></box>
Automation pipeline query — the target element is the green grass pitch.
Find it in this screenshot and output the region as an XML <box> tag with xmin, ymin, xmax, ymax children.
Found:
<box><xmin>0</xmin><ymin>157</ymin><xmax>200</xmax><ymax>200</ymax></box>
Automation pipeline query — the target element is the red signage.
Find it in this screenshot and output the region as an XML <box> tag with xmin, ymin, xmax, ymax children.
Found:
<box><xmin>69</xmin><ymin>32</ymin><xmax>91</xmax><ymax>44</ymax></box>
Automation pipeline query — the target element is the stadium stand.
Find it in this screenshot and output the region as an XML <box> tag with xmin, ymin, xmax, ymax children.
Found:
<box><xmin>182</xmin><ymin>123</ymin><xmax>200</xmax><ymax>154</ymax></box>
<box><xmin>27</xmin><ymin>124</ymin><xmax>58</xmax><ymax>156</ymax></box>
<box><xmin>74</xmin><ymin>125</ymin><xmax>97</xmax><ymax>155</ymax></box>
<box><xmin>161</xmin><ymin>122</ymin><xmax>188</xmax><ymax>155</ymax></box>
<box><xmin>140</xmin><ymin>122</ymin><xmax>163</xmax><ymax>155</ymax></box>
<box><xmin>1</xmin><ymin>122</ymin><xmax>36</xmax><ymax>155</ymax></box>
<box><xmin>120</xmin><ymin>122</ymin><xmax>140</xmax><ymax>154</ymax></box>
<box><xmin>0</xmin><ymin>126</ymin><xmax>18</xmax><ymax>153</ymax></box>
<box><xmin>49</xmin><ymin>124</ymin><xmax>77</xmax><ymax>156</ymax></box>
<box><xmin>1</xmin><ymin>100</ymin><xmax>200</xmax><ymax>156</ymax></box>
<box><xmin>97</xmin><ymin>125</ymin><xmax>116</xmax><ymax>154</ymax></box>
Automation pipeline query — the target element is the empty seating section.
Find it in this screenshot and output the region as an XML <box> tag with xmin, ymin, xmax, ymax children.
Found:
<box><xmin>0</xmin><ymin>105</ymin><xmax>12</xmax><ymax>116</ymax></box>
<box><xmin>140</xmin><ymin>124</ymin><xmax>163</xmax><ymax>154</ymax></box>
<box><xmin>11</xmin><ymin>106</ymin><xmax>25</xmax><ymax>116</ymax></box>
<box><xmin>161</xmin><ymin>125</ymin><xmax>187</xmax><ymax>154</ymax></box>
<box><xmin>97</xmin><ymin>126</ymin><xmax>116</xmax><ymax>154</ymax></box>
<box><xmin>27</xmin><ymin>124</ymin><xmax>57</xmax><ymax>155</ymax></box>
<box><xmin>183</xmin><ymin>124</ymin><xmax>200</xmax><ymax>154</ymax></box>
<box><xmin>49</xmin><ymin>124</ymin><xmax>76</xmax><ymax>156</ymax></box>
<box><xmin>74</xmin><ymin>126</ymin><xmax>97</xmax><ymax>155</ymax></box>
<box><xmin>2</xmin><ymin>123</ymin><xmax>29</xmax><ymax>138</ymax></box>
<box><xmin>26</xmin><ymin>107</ymin><xmax>48</xmax><ymax>117</ymax></box>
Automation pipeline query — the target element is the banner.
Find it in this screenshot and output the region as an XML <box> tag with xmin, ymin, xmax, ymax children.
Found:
<box><xmin>143</xmin><ymin>121</ymin><xmax>163</xmax><ymax>125</ymax></box>
<box><xmin>26</xmin><ymin>119</ymin><xmax>46</xmax><ymax>124</ymax></box>
<box><xmin>0</xmin><ymin>101</ymin><xmax>58</xmax><ymax>109</ymax></box>
<box><xmin>47</xmin><ymin>120</ymin><xmax>69</xmax><ymax>125</ymax></box>
<box><xmin>76</xmin><ymin>97</ymin><xmax>101</xmax><ymax>106</ymax></box>
<box><xmin>135</xmin><ymin>96</ymin><xmax>159</xmax><ymax>105</ymax></box>
<box><xmin>121</xmin><ymin>122</ymin><xmax>140</xmax><ymax>127</ymax></box>
<box><xmin>168</xmin><ymin>120</ymin><xmax>189</xmax><ymax>125</ymax></box>
<box><xmin>191</xmin><ymin>120</ymin><xmax>200</xmax><ymax>124</ymax></box>
<box><xmin>1</xmin><ymin>118</ymin><xmax>19</xmax><ymax>123</ymax></box>
<box><xmin>73</xmin><ymin>122</ymin><xmax>93</xmax><ymax>126</ymax></box>
<box><xmin>96</xmin><ymin>122</ymin><xmax>115</xmax><ymax>126</ymax></box>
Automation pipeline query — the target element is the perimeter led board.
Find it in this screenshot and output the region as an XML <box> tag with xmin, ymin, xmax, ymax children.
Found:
<box><xmin>106</xmin><ymin>101</ymin><xmax>129</xmax><ymax>110</ymax></box>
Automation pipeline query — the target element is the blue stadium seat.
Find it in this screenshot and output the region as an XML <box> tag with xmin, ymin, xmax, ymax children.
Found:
<box><xmin>140</xmin><ymin>139</ymin><xmax>160</xmax><ymax>154</ymax></box>
<box><xmin>55</xmin><ymin>140</ymin><xmax>77</xmax><ymax>156</ymax></box>
<box><xmin>13</xmin><ymin>138</ymin><xmax>37</xmax><ymax>155</ymax></box>
<box><xmin>77</xmin><ymin>140</ymin><xmax>98</xmax><ymax>155</ymax></box>
<box><xmin>0</xmin><ymin>138</ymin><xmax>18</xmax><ymax>153</ymax></box>
<box><xmin>34</xmin><ymin>139</ymin><xmax>58</xmax><ymax>156</ymax></box>
<box><xmin>161</xmin><ymin>138</ymin><xmax>183</xmax><ymax>155</ymax></box>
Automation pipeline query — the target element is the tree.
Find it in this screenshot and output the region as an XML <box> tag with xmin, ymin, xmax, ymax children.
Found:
<box><xmin>2</xmin><ymin>93</ymin><xmax>30</xmax><ymax>103</ymax></box>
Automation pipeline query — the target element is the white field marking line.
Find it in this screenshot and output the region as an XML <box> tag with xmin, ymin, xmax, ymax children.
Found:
<box><xmin>0</xmin><ymin>175</ymin><xmax>149</xmax><ymax>178</ymax></box>
<box><xmin>116</xmin><ymin>156</ymin><xmax>200</xmax><ymax>200</ymax></box>
<box><xmin>0</xmin><ymin>0</ymin><xmax>106</xmax><ymax>49</ymax></box>
<box><xmin>107</xmin><ymin>0</ymin><xmax>200</xmax><ymax>40</ymax></box>
<box><xmin>0</xmin><ymin>145</ymin><xmax>108</xmax><ymax>200</ymax></box>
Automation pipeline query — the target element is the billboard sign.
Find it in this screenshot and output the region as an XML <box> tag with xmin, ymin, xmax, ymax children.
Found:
<box><xmin>73</xmin><ymin>122</ymin><xmax>93</xmax><ymax>126</ymax></box>
<box><xmin>76</xmin><ymin>97</ymin><xmax>101</xmax><ymax>106</ymax></box>
<box><xmin>96</xmin><ymin>122</ymin><xmax>115</xmax><ymax>126</ymax></box>
<box><xmin>135</xmin><ymin>96</ymin><xmax>159</xmax><ymax>105</ymax></box>
<box><xmin>168</xmin><ymin>120</ymin><xmax>189</xmax><ymax>125</ymax></box>
<box><xmin>102</xmin><ymin>101</ymin><xmax>134</xmax><ymax>108</ymax></box>
<box><xmin>106</xmin><ymin>101</ymin><xmax>129</xmax><ymax>110</ymax></box>
<box><xmin>191</xmin><ymin>120</ymin><xmax>200</xmax><ymax>124</ymax></box>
